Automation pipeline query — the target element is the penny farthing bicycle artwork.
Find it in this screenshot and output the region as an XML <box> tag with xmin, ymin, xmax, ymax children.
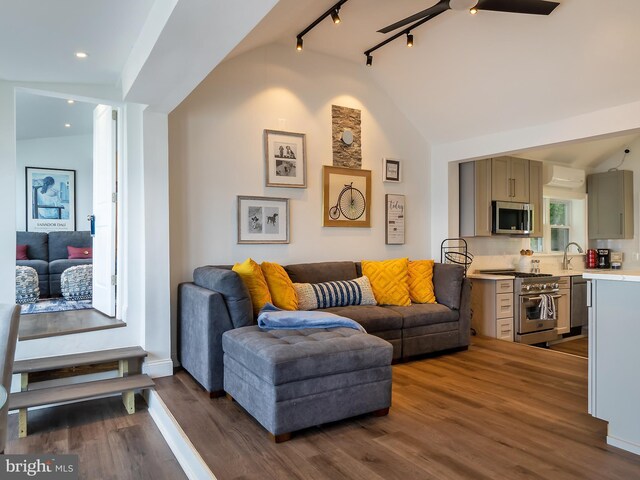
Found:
<box><xmin>323</xmin><ymin>166</ymin><xmax>371</xmax><ymax>227</ymax></box>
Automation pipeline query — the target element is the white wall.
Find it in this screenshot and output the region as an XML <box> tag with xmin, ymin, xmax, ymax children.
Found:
<box><xmin>169</xmin><ymin>44</ymin><xmax>430</xmax><ymax>360</ymax></box>
<box><xmin>0</xmin><ymin>82</ymin><xmax>17</xmax><ymax>304</ymax></box>
<box><xmin>590</xmin><ymin>136</ymin><xmax>640</xmax><ymax>269</ymax></box>
<box><xmin>15</xmin><ymin>135</ymin><xmax>93</xmax><ymax>232</ymax></box>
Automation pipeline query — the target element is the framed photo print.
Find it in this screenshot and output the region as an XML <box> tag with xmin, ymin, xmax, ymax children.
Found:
<box><xmin>26</xmin><ymin>166</ymin><xmax>76</xmax><ymax>232</ymax></box>
<box><xmin>237</xmin><ymin>196</ymin><xmax>290</xmax><ymax>244</ymax></box>
<box><xmin>323</xmin><ymin>166</ymin><xmax>371</xmax><ymax>227</ymax></box>
<box><xmin>385</xmin><ymin>194</ymin><xmax>405</xmax><ymax>245</ymax></box>
<box><xmin>264</xmin><ymin>130</ymin><xmax>307</xmax><ymax>188</ymax></box>
<box><xmin>383</xmin><ymin>158</ymin><xmax>401</xmax><ymax>183</ymax></box>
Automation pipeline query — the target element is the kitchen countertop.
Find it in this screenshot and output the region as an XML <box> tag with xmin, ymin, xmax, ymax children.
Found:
<box><xmin>467</xmin><ymin>273</ymin><xmax>515</xmax><ymax>280</ymax></box>
<box><xmin>582</xmin><ymin>270</ymin><xmax>640</xmax><ymax>282</ymax></box>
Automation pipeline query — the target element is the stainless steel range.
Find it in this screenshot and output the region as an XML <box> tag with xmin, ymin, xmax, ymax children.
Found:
<box><xmin>481</xmin><ymin>270</ymin><xmax>563</xmax><ymax>344</ymax></box>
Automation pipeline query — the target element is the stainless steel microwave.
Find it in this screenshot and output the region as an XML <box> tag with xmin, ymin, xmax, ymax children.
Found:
<box><xmin>492</xmin><ymin>201</ymin><xmax>533</xmax><ymax>235</ymax></box>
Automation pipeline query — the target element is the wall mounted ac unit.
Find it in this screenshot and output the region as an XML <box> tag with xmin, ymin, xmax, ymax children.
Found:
<box><xmin>543</xmin><ymin>165</ymin><xmax>585</xmax><ymax>188</ymax></box>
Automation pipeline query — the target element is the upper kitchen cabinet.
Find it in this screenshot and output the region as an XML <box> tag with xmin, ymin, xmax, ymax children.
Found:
<box><xmin>529</xmin><ymin>160</ymin><xmax>543</xmax><ymax>238</ymax></box>
<box><xmin>459</xmin><ymin>159</ymin><xmax>492</xmax><ymax>237</ymax></box>
<box><xmin>492</xmin><ymin>157</ymin><xmax>530</xmax><ymax>203</ymax></box>
<box><xmin>587</xmin><ymin>170</ymin><xmax>634</xmax><ymax>239</ymax></box>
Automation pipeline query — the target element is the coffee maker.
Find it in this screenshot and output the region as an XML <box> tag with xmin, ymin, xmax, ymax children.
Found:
<box><xmin>597</xmin><ymin>249</ymin><xmax>611</xmax><ymax>269</ymax></box>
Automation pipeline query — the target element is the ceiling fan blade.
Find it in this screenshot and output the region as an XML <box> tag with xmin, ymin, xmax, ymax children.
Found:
<box><xmin>476</xmin><ymin>0</ymin><xmax>560</xmax><ymax>15</ymax></box>
<box><xmin>378</xmin><ymin>0</ymin><xmax>450</xmax><ymax>34</ymax></box>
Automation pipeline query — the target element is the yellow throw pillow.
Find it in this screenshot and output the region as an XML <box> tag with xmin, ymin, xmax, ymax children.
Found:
<box><xmin>408</xmin><ymin>260</ymin><xmax>436</xmax><ymax>304</ymax></box>
<box><xmin>261</xmin><ymin>262</ymin><xmax>298</xmax><ymax>311</ymax></box>
<box><xmin>232</xmin><ymin>258</ymin><xmax>272</xmax><ymax>316</ymax></box>
<box><xmin>361</xmin><ymin>258</ymin><xmax>411</xmax><ymax>306</ymax></box>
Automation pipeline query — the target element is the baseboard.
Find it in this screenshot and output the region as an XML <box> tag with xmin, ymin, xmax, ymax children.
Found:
<box><xmin>607</xmin><ymin>434</ymin><xmax>640</xmax><ymax>455</ymax></box>
<box><xmin>143</xmin><ymin>358</ymin><xmax>174</xmax><ymax>378</ymax></box>
<box><xmin>147</xmin><ymin>390</ymin><xmax>216</xmax><ymax>480</ymax></box>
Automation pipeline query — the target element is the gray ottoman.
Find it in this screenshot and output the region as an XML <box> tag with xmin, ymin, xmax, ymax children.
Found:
<box><xmin>16</xmin><ymin>266</ymin><xmax>39</xmax><ymax>304</ymax></box>
<box><xmin>61</xmin><ymin>265</ymin><xmax>92</xmax><ymax>300</ymax></box>
<box><xmin>222</xmin><ymin>326</ymin><xmax>393</xmax><ymax>442</ymax></box>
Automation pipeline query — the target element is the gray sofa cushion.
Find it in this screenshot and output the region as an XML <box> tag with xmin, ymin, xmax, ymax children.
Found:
<box><xmin>16</xmin><ymin>259</ymin><xmax>48</xmax><ymax>276</ymax></box>
<box><xmin>433</xmin><ymin>263</ymin><xmax>464</xmax><ymax>310</ymax></box>
<box><xmin>285</xmin><ymin>261</ymin><xmax>357</xmax><ymax>284</ymax></box>
<box><xmin>385</xmin><ymin>304</ymin><xmax>459</xmax><ymax>328</ymax></box>
<box><xmin>222</xmin><ymin>325</ymin><xmax>392</xmax><ymax>385</ymax></box>
<box><xmin>16</xmin><ymin>232</ymin><xmax>48</xmax><ymax>261</ymax></box>
<box><xmin>324</xmin><ymin>305</ymin><xmax>403</xmax><ymax>333</ymax></box>
<box><xmin>48</xmin><ymin>231</ymin><xmax>92</xmax><ymax>261</ymax></box>
<box><xmin>49</xmin><ymin>258</ymin><xmax>92</xmax><ymax>275</ymax></box>
<box><xmin>193</xmin><ymin>266</ymin><xmax>253</xmax><ymax>328</ymax></box>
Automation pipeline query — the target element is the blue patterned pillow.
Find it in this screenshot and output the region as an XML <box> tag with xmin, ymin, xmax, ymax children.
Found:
<box><xmin>293</xmin><ymin>276</ymin><xmax>377</xmax><ymax>310</ymax></box>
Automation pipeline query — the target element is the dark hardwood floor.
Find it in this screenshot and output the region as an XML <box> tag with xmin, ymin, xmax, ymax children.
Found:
<box><xmin>5</xmin><ymin>396</ymin><xmax>186</xmax><ymax>480</ymax></box>
<box><xmin>19</xmin><ymin>309</ymin><xmax>125</xmax><ymax>341</ymax></box>
<box><xmin>156</xmin><ymin>336</ymin><xmax>640</xmax><ymax>480</ymax></box>
<box><xmin>549</xmin><ymin>336</ymin><xmax>589</xmax><ymax>358</ymax></box>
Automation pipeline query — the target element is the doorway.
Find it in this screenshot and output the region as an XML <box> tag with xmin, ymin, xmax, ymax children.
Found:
<box><xmin>15</xmin><ymin>90</ymin><xmax>124</xmax><ymax>338</ymax></box>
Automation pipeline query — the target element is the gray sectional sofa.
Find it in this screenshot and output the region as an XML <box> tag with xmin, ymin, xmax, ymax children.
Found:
<box><xmin>179</xmin><ymin>260</ymin><xmax>471</xmax><ymax>395</ymax></box>
<box><xmin>16</xmin><ymin>231</ymin><xmax>92</xmax><ymax>297</ymax></box>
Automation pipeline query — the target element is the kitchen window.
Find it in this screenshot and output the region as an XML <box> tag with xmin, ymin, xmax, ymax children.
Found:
<box><xmin>530</xmin><ymin>195</ymin><xmax>586</xmax><ymax>253</ymax></box>
<box><xmin>549</xmin><ymin>200</ymin><xmax>570</xmax><ymax>251</ymax></box>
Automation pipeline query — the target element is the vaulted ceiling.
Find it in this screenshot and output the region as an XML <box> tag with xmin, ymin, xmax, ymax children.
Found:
<box><xmin>5</xmin><ymin>0</ymin><xmax>640</xmax><ymax>165</ymax></box>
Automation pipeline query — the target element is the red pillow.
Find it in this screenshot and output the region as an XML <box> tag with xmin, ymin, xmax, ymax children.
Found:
<box><xmin>68</xmin><ymin>246</ymin><xmax>92</xmax><ymax>259</ymax></box>
<box><xmin>16</xmin><ymin>244</ymin><xmax>28</xmax><ymax>260</ymax></box>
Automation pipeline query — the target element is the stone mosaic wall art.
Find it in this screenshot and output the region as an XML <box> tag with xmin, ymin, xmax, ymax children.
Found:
<box><xmin>332</xmin><ymin>105</ymin><xmax>362</xmax><ymax>169</ymax></box>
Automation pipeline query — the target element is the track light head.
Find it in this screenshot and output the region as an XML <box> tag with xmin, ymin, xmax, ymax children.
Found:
<box><xmin>469</xmin><ymin>7</ymin><xmax>478</xmax><ymax>14</ymax></box>
<box><xmin>406</xmin><ymin>33</ymin><xmax>414</xmax><ymax>48</ymax></box>
<box><xmin>366</xmin><ymin>54</ymin><xmax>373</xmax><ymax>66</ymax></box>
<box><xmin>296</xmin><ymin>37</ymin><xmax>303</xmax><ymax>51</ymax></box>
<box><xmin>331</xmin><ymin>8</ymin><xmax>341</xmax><ymax>24</ymax></box>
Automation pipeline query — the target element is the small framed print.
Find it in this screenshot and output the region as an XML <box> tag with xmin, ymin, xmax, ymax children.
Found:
<box><xmin>385</xmin><ymin>194</ymin><xmax>405</xmax><ymax>245</ymax></box>
<box><xmin>237</xmin><ymin>196</ymin><xmax>290</xmax><ymax>244</ymax></box>
<box><xmin>383</xmin><ymin>158</ymin><xmax>401</xmax><ymax>183</ymax></box>
<box><xmin>264</xmin><ymin>130</ymin><xmax>307</xmax><ymax>188</ymax></box>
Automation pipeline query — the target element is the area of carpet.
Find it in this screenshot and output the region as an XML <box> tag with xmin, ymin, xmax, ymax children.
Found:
<box><xmin>21</xmin><ymin>298</ymin><xmax>93</xmax><ymax>315</ymax></box>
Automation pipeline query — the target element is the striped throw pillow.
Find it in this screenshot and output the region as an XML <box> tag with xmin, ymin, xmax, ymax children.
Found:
<box><xmin>294</xmin><ymin>276</ymin><xmax>377</xmax><ymax>310</ymax></box>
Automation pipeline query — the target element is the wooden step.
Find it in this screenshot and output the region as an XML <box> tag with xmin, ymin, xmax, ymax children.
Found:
<box><xmin>13</xmin><ymin>346</ymin><xmax>147</xmax><ymax>374</ymax></box>
<box><xmin>9</xmin><ymin>374</ymin><xmax>155</xmax><ymax>410</ymax></box>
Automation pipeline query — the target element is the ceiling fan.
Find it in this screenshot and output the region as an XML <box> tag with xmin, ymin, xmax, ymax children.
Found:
<box><xmin>378</xmin><ymin>0</ymin><xmax>560</xmax><ymax>34</ymax></box>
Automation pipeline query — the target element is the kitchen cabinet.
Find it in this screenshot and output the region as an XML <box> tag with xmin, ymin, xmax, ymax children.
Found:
<box><xmin>459</xmin><ymin>159</ymin><xmax>492</xmax><ymax>237</ymax></box>
<box><xmin>529</xmin><ymin>160</ymin><xmax>543</xmax><ymax>238</ymax></box>
<box><xmin>491</xmin><ymin>156</ymin><xmax>530</xmax><ymax>203</ymax></box>
<box><xmin>587</xmin><ymin>170</ymin><xmax>634</xmax><ymax>239</ymax></box>
<box><xmin>556</xmin><ymin>277</ymin><xmax>570</xmax><ymax>335</ymax></box>
<box><xmin>470</xmin><ymin>277</ymin><xmax>514</xmax><ymax>341</ymax></box>
<box><xmin>584</xmin><ymin>273</ymin><xmax>640</xmax><ymax>455</ymax></box>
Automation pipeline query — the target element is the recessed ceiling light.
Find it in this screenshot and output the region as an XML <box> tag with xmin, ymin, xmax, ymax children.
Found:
<box><xmin>74</xmin><ymin>52</ymin><xmax>88</xmax><ymax>59</ymax></box>
<box><xmin>64</xmin><ymin>123</ymin><xmax>71</xmax><ymax>128</ymax></box>
<box><xmin>67</xmin><ymin>99</ymin><xmax>75</xmax><ymax>104</ymax></box>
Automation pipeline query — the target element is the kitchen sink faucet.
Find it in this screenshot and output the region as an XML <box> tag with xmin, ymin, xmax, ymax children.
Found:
<box><xmin>563</xmin><ymin>242</ymin><xmax>584</xmax><ymax>270</ymax></box>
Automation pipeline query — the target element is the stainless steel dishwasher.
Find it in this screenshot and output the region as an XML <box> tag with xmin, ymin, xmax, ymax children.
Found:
<box><xmin>570</xmin><ymin>276</ymin><xmax>588</xmax><ymax>328</ymax></box>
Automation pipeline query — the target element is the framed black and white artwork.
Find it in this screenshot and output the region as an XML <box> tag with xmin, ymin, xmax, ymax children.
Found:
<box><xmin>382</xmin><ymin>158</ymin><xmax>401</xmax><ymax>183</ymax></box>
<box><xmin>264</xmin><ymin>130</ymin><xmax>307</xmax><ymax>188</ymax></box>
<box><xmin>237</xmin><ymin>196</ymin><xmax>290</xmax><ymax>244</ymax></box>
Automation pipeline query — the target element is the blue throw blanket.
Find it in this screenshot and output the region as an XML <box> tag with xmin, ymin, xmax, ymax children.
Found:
<box><xmin>257</xmin><ymin>303</ymin><xmax>366</xmax><ymax>333</ymax></box>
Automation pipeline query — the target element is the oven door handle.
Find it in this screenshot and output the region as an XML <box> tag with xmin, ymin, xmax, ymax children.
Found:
<box><xmin>521</xmin><ymin>294</ymin><xmax>562</xmax><ymax>301</ymax></box>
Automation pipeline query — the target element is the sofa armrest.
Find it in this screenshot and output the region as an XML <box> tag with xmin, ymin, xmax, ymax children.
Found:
<box><xmin>179</xmin><ymin>282</ymin><xmax>234</xmax><ymax>393</ymax></box>
<box><xmin>458</xmin><ymin>278</ymin><xmax>472</xmax><ymax>346</ymax></box>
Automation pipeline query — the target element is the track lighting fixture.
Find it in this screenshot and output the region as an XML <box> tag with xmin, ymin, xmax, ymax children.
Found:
<box><xmin>331</xmin><ymin>8</ymin><xmax>341</xmax><ymax>24</ymax></box>
<box><xmin>364</xmin><ymin>11</ymin><xmax>440</xmax><ymax>67</ymax></box>
<box><xmin>469</xmin><ymin>7</ymin><xmax>478</xmax><ymax>14</ymax></box>
<box><xmin>295</xmin><ymin>0</ymin><xmax>349</xmax><ymax>51</ymax></box>
<box><xmin>366</xmin><ymin>54</ymin><xmax>373</xmax><ymax>66</ymax></box>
